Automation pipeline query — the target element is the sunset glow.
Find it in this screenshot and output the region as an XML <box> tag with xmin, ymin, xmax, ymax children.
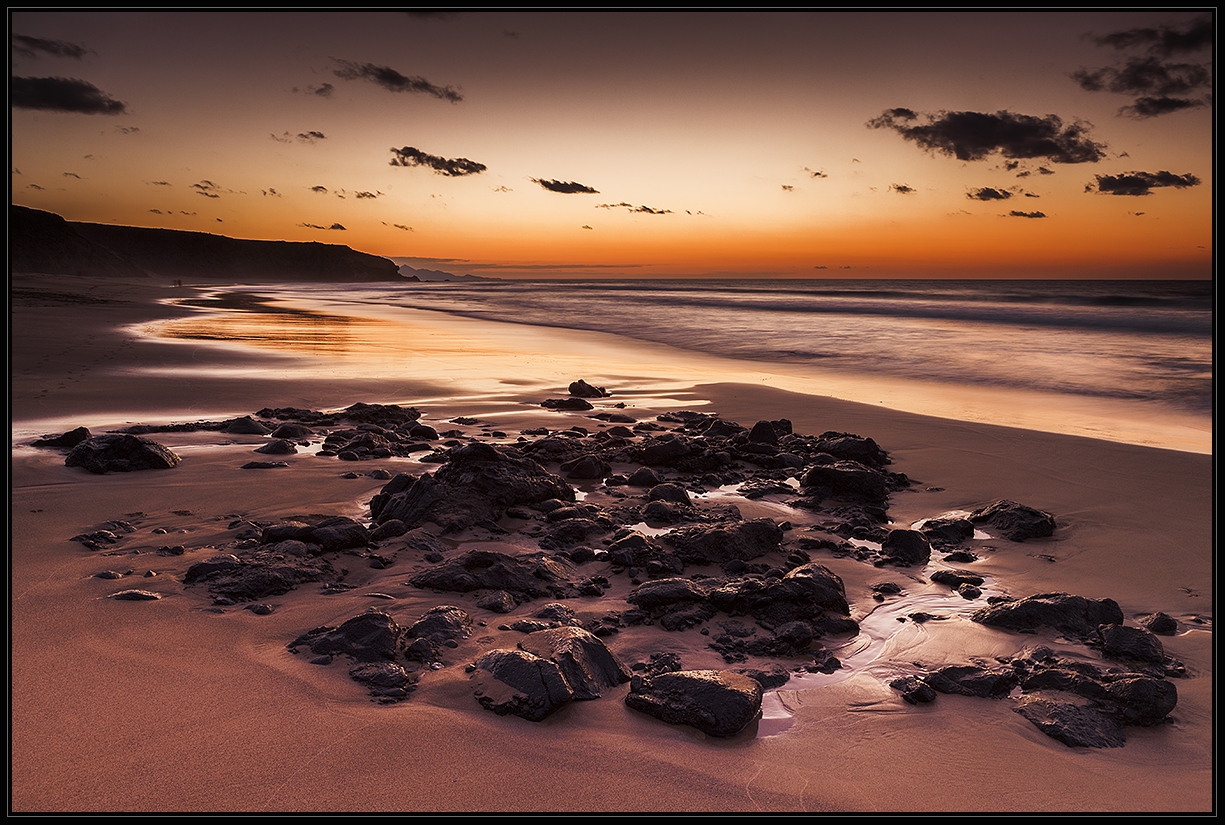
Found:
<box><xmin>10</xmin><ymin>10</ymin><xmax>1213</xmax><ymax>279</ymax></box>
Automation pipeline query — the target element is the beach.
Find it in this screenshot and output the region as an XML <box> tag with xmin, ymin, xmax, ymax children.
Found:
<box><xmin>9</xmin><ymin>273</ymin><xmax>1214</xmax><ymax>813</ymax></box>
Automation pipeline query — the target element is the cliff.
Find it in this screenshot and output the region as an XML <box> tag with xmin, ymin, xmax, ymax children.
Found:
<box><xmin>10</xmin><ymin>205</ymin><xmax>407</xmax><ymax>283</ymax></box>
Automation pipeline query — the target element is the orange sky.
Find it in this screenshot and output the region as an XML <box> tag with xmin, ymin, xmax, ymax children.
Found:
<box><xmin>10</xmin><ymin>10</ymin><xmax>1214</xmax><ymax>279</ymax></box>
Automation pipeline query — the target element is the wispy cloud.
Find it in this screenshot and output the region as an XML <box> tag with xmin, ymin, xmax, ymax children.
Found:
<box><xmin>532</xmin><ymin>178</ymin><xmax>599</xmax><ymax>194</ymax></box>
<box><xmin>331</xmin><ymin>59</ymin><xmax>462</xmax><ymax>102</ymax></box>
<box><xmin>11</xmin><ymin>33</ymin><xmax>91</xmax><ymax>60</ymax></box>
<box><xmin>389</xmin><ymin>146</ymin><xmax>486</xmax><ymax>176</ymax></box>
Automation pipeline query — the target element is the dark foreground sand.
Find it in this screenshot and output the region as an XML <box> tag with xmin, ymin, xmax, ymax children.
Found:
<box><xmin>9</xmin><ymin>274</ymin><xmax>1214</xmax><ymax>813</ymax></box>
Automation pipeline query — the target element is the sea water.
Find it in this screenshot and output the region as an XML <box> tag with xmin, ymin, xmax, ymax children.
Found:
<box><xmin>153</xmin><ymin>278</ymin><xmax>1213</xmax><ymax>453</ymax></box>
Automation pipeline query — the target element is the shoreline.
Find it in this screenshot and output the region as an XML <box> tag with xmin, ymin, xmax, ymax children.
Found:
<box><xmin>10</xmin><ymin>273</ymin><xmax>1214</xmax><ymax>812</ymax></box>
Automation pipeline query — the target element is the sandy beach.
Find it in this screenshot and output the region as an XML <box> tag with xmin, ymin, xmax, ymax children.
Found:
<box><xmin>10</xmin><ymin>273</ymin><xmax>1213</xmax><ymax>813</ymax></box>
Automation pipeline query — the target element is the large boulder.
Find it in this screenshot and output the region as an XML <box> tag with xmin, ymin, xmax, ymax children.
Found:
<box><xmin>624</xmin><ymin>670</ymin><xmax>763</xmax><ymax>737</ymax></box>
<box><xmin>800</xmin><ymin>459</ymin><xmax>890</xmax><ymax>504</ymax></box>
<box><xmin>65</xmin><ymin>434</ymin><xmax>181</xmax><ymax>474</ymax></box>
<box><xmin>289</xmin><ymin>611</ymin><xmax>406</xmax><ymax>662</ymax></box>
<box><xmin>408</xmin><ymin>549</ymin><xmax>578</xmax><ymax>604</ymax></box>
<box><xmin>369</xmin><ymin>442</ymin><xmax>575</xmax><ymax>532</ymax></box>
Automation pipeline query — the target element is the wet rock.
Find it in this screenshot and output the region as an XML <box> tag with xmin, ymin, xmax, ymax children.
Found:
<box><xmin>969</xmin><ymin>499</ymin><xmax>1056</xmax><ymax>541</ymax></box>
<box><xmin>223</xmin><ymin>416</ymin><xmax>272</xmax><ymax>434</ymax></box>
<box><xmin>926</xmin><ymin>664</ymin><xmax>1018</xmax><ymax>698</ymax></box>
<box><xmin>569</xmin><ymin>379</ymin><xmax>609</xmax><ymax>398</ymax></box>
<box><xmin>800</xmin><ymin>459</ymin><xmax>890</xmax><ymax>504</ymax></box>
<box><xmin>971</xmin><ymin>592</ymin><xmax>1124</xmax><ymax>637</ymax></box>
<box><xmin>517</xmin><ymin>626</ymin><xmax>631</xmax><ymax>700</ymax></box>
<box><xmin>1093</xmin><ymin>623</ymin><xmax>1166</xmax><ymax>664</ymax></box>
<box><xmin>918</xmin><ymin>516</ymin><xmax>975</xmax><ymax>543</ymax></box>
<box><xmin>880</xmin><ymin>529</ymin><xmax>931</xmax><ymax>566</ymax></box>
<box><xmin>470</xmin><ymin>649</ymin><xmax>575</xmax><ymax>721</ymax></box>
<box><xmin>624</xmin><ymin>669</ymin><xmax>763</xmax><ymax>737</ymax></box>
<box><xmin>812</xmin><ymin>432</ymin><xmax>889</xmax><ymax>467</ymax></box>
<box><xmin>542</xmin><ymin>397</ymin><xmax>594</xmax><ymax>411</ymax></box>
<box><xmin>254</xmin><ymin>438</ymin><xmax>297</xmax><ymax>455</ymax></box>
<box><xmin>369</xmin><ymin>442</ymin><xmax>575</xmax><ymax>533</ymax></box>
<box><xmin>1013</xmin><ymin>696</ymin><xmax>1127</xmax><ymax>749</ymax></box>
<box><xmin>890</xmin><ymin>675</ymin><xmax>938</xmax><ymax>704</ymax></box>
<box><xmin>1140</xmin><ymin>612</ymin><xmax>1179</xmax><ymax>635</ymax></box>
<box><xmin>348</xmin><ymin>661</ymin><xmax>418</xmax><ymax>701</ymax></box>
<box><xmin>65</xmin><ymin>434</ymin><xmax>182</xmax><ymax>474</ymax></box>
<box><xmin>32</xmin><ymin>426</ymin><xmax>92</xmax><ymax>449</ymax></box>
<box><xmin>289</xmin><ymin>611</ymin><xmax>405</xmax><ymax>662</ymax></box>
<box><xmin>409</xmin><ymin>549</ymin><xmax>578</xmax><ymax>603</ymax></box>
<box><xmin>930</xmin><ymin>569</ymin><xmax>985</xmax><ymax>589</ymax></box>
<box><xmin>662</xmin><ymin>518</ymin><xmax>783</xmax><ymax>565</ymax></box>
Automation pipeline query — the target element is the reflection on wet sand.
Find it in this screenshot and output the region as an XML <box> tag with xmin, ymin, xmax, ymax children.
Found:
<box><xmin>160</xmin><ymin>291</ymin><xmax>388</xmax><ymax>356</ymax></box>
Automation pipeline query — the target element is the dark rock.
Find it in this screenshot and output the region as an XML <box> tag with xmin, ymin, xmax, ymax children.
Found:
<box><xmin>268</xmin><ymin>423</ymin><xmax>314</xmax><ymax>439</ymax></box>
<box><xmin>624</xmin><ymin>670</ymin><xmax>763</xmax><ymax>737</ymax></box>
<box><xmin>560</xmin><ymin>455</ymin><xmax>609</xmax><ymax>480</ymax></box>
<box><xmin>629</xmin><ymin>577</ymin><xmax>711</xmax><ymax>610</ymax></box>
<box><xmin>65</xmin><ymin>434</ymin><xmax>182</xmax><ymax>474</ymax></box>
<box><xmin>1013</xmin><ymin>696</ymin><xmax>1126</xmax><ymax>748</ymax></box>
<box><xmin>647</xmin><ymin>483</ymin><xmax>691</xmax><ymax>505</ymax></box>
<box><xmin>569</xmin><ymin>379</ymin><xmax>609</xmax><ymax>398</ymax></box>
<box><xmin>348</xmin><ymin>661</ymin><xmax>417</xmax><ymax>701</ymax></box>
<box><xmin>1105</xmin><ymin>676</ymin><xmax>1178</xmax><ymax>726</ymax></box>
<box><xmin>662</xmin><ymin>518</ymin><xmax>783</xmax><ymax>565</ymax></box>
<box><xmin>32</xmin><ymin>426</ymin><xmax>92</xmax><ymax>449</ymax></box>
<box><xmin>289</xmin><ymin>611</ymin><xmax>405</xmax><ymax>662</ymax></box>
<box><xmin>242</xmin><ymin>461</ymin><xmax>289</xmax><ymax>469</ymax></box>
<box><xmin>1140</xmin><ymin>612</ymin><xmax>1179</xmax><ymax>635</ymax></box>
<box><xmin>470</xmin><ymin>649</ymin><xmax>575</xmax><ymax>721</ymax></box>
<box><xmin>254</xmin><ymin>439</ymin><xmax>297</xmax><ymax>455</ymax></box>
<box><xmin>930</xmin><ymin>569</ymin><xmax>985</xmax><ymax>588</ymax></box>
<box><xmin>880</xmin><ymin>529</ymin><xmax>931</xmax><ymax>566</ymax></box>
<box><xmin>969</xmin><ymin>499</ymin><xmax>1056</xmax><ymax>541</ymax></box>
<box><xmin>1094</xmin><ymin>624</ymin><xmax>1166</xmax><ymax>664</ymax></box>
<box><xmin>542</xmin><ymin>397</ymin><xmax>594</xmax><ymax>411</ymax></box>
<box><xmin>369</xmin><ymin>442</ymin><xmax>575</xmax><ymax>533</ymax></box>
<box><xmin>626</xmin><ymin>466</ymin><xmax>663</xmax><ymax>487</ymax></box>
<box><xmin>812</xmin><ymin>432</ymin><xmax>889</xmax><ymax>467</ymax></box>
<box><xmin>890</xmin><ymin>675</ymin><xmax>938</xmax><ymax>704</ymax></box>
<box><xmin>409</xmin><ymin>549</ymin><xmax>577</xmax><ymax>603</ymax></box>
<box><xmin>926</xmin><ymin>664</ymin><xmax>1017</xmax><ymax>698</ymax></box>
<box><xmin>475</xmin><ymin>590</ymin><xmax>518</xmax><ymax>613</ymax></box>
<box><xmin>971</xmin><ymin>592</ymin><xmax>1124</xmax><ymax>637</ymax></box>
<box><xmin>800</xmin><ymin>459</ymin><xmax>889</xmax><ymax>504</ymax></box>
<box><xmin>223</xmin><ymin>416</ymin><xmax>272</xmax><ymax>434</ymax></box>
<box><xmin>517</xmin><ymin>626</ymin><xmax>632</xmax><ymax>700</ymax></box>
<box><xmin>918</xmin><ymin>516</ymin><xmax>975</xmax><ymax>543</ymax></box>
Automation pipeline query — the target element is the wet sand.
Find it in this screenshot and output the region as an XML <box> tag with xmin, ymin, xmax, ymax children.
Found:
<box><xmin>9</xmin><ymin>273</ymin><xmax>1213</xmax><ymax>812</ymax></box>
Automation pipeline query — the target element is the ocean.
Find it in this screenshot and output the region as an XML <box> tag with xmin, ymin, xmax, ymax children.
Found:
<box><xmin>158</xmin><ymin>278</ymin><xmax>1213</xmax><ymax>453</ymax></box>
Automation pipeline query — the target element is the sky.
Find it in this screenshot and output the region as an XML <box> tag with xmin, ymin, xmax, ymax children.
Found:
<box><xmin>9</xmin><ymin>9</ymin><xmax>1215</xmax><ymax>279</ymax></box>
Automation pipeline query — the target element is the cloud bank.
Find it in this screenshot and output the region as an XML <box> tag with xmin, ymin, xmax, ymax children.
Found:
<box><xmin>389</xmin><ymin>147</ymin><xmax>486</xmax><ymax>176</ymax></box>
<box><xmin>332</xmin><ymin>59</ymin><xmax>462</xmax><ymax>102</ymax></box>
<box><xmin>11</xmin><ymin>76</ymin><xmax>127</xmax><ymax>114</ymax></box>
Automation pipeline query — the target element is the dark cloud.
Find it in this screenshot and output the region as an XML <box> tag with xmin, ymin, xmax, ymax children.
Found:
<box><xmin>11</xmin><ymin>76</ymin><xmax>127</xmax><ymax>114</ymax></box>
<box><xmin>868</xmin><ymin>108</ymin><xmax>1107</xmax><ymax>164</ymax></box>
<box><xmin>1008</xmin><ymin>211</ymin><xmax>1047</xmax><ymax>218</ymax></box>
<box><xmin>967</xmin><ymin>187</ymin><xmax>1012</xmax><ymax>201</ymax></box>
<box><xmin>292</xmin><ymin>83</ymin><xmax>334</xmax><ymax>98</ymax></box>
<box><xmin>273</xmin><ymin>130</ymin><xmax>327</xmax><ymax>144</ymax></box>
<box><xmin>804</xmin><ymin>167</ymin><xmax>828</xmax><ymax>178</ymax></box>
<box><xmin>1090</xmin><ymin>14</ymin><xmax>1213</xmax><ymax>57</ymax></box>
<box><xmin>1071</xmin><ymin>56</ymin><xmax>1211</xmax><ymax>98</ymax></box>
<box><xmin>781</xmin><ymin>184</ymin><xmax>795</xmax><ymax>192</ymax></box>
<box><xmin>332</xmin><ymin>59</ymin><xmax>462</xmax><ymax>102</ymax></box>
<box><xmin>1073</xmin><ymin>15</ymin><xmax>1212</xmax><ymax>118</ymax></box>
<box><xmin>299</xmin><ymin>222</ymin><xmax>347</xmax><ymax>230</ymax></box>
<box><xmin>533</xmin><ymin>178</ymin><xmax>599</xmax><ymax>194</ymax></box>
<box><xmin>1086</xmin><ymin>170</ymin><xmax>1201</xmax><ymax>196</ymax></box>
<box><xmin>890</xmin><ymin>183</ymin><xmax>916</xmax><ymax>194</ymax></box>
<box><xmin>1120</xmin><ymin>95</ymin><xmax>1208</xmax><ymax>118</ymax></box>
<box><xmin>11</xmin><ymin>34</ymin><xmax>91</xmax><ymax>60</ymax></box>
<box><xmin>389</xmin><ymin>146</ymin><xmax>486</xmax><ymax>176</ymax></box>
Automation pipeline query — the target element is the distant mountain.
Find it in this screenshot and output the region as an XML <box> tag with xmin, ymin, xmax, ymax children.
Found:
<box><xmin>397</xmin><ymin>264</ymin><xmax>492</xmax><ymax>282</ymax></box>
<box><xmin>10</xmin><ymin>205</ymin><xmax>408</xmax><ymax>283</ymax></box>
